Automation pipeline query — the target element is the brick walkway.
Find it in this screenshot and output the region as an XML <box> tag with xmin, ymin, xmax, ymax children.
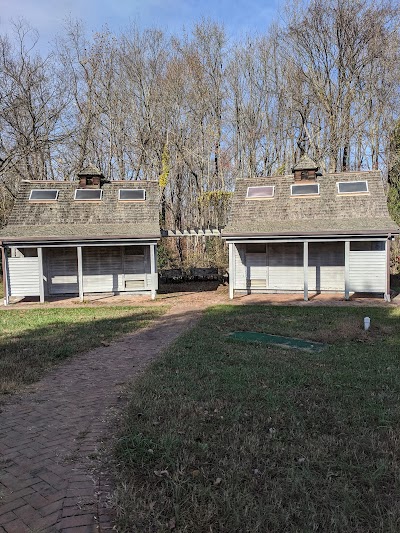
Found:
<box><xmin>0</xmin><ymin>304</ymin><xmax>206</xmax><ymax>532</ymax></box>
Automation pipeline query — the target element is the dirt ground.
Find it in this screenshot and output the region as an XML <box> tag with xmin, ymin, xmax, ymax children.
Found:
<box><xmin>0</xmin><ymin>280</ymin><xmax>398</xmax><ymax>532</ymax></box>
<box><xmin>4</xmin><ymin>280</ymin><xmax>399</xmax><ymax>309</ymax></box>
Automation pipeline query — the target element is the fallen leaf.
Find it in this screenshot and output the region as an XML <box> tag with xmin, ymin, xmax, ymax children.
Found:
<box><xmin>101</xmin><ymin>341</ymin><xmax>110</xmax><ymax>347</ymax></box>
<box><xmin>168</xmin><ymin>517</ymin><xmax>176</xmax><ymax>529</ymax></box>
<box><xmin>191</xmin><ymin>469</ymin><xmax>200</xmax><ymax>477</ymax></box>
<box><xmin>214</xmin><ymin>477</ymin><xmax>222</xmax><ymax>486</ymax></box>
<box><xmin>154</xmin><ymin>469</ymin><xmax>169</xmax><ymax>477</ymax></box>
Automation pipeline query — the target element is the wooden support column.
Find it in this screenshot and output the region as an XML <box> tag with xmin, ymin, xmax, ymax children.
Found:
<box><xmin>303</xmin><ymin>241</ymin><xmax>308</xmax><ymax>301</ymax></box>
<box><xmin>153</xmin><ymin>244</ymin><xmax>158</xmax><ymax>292</ymax></box>
<box><xmin>229</xmin><ymin>243</ymin><xmax>235</xmax><ymax>299</ymax></box>
<box><xmin>38</xmin><ymin>247</ymin><xmax>44</xmax><ymax>303</ymax></box>
<box><xmin>345</xmin><ymin>241</ymin><xmax>350</xmax><ymax>300</ymax></box>
<box><xmin>150</xmin><ymin>244</ymin><xmax>156</xmax><ymax>300</ymax></box>
<box><xmin>385</xmin><ymin>237</ymin><xmax>391</xmax><ymax>302</ymax></box>
<box><xmin>1</xmin><ymin>247</ymin><xmax>9</xmax><ymax>306</ymax></box>
<box><xmin>77</xmin><ymin>246</ymin><xmax>84</xmax><ymax>302</ymax></box>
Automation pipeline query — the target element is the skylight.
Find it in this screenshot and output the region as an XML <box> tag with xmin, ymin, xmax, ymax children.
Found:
<box><xmin>118</xmin><ymin>189</ymin><xmax>146</xmax><ymax>201</ymax></box>
<box><xmin>246</xmin><ymin>186</ymin><xmax>275</xmax><ymax>199</ymax></box>
<box><xmin>337</xmin><ymin>181</ymin><xmax>368</xmax><ymax>194</ymax></box>
<box><xmin>29</xmin><ymin>189</ymin><xmax>59</xmax><ymax>201</ymax></box>
<box><xmin>74</xmin><ymin>189</ymin><xmax>103</xmax><ymax>201</ymax></box>
<box><xmin>291</xmin><ymin>183</ymin><xmax>320</xmax><ymax>196</ymax></box>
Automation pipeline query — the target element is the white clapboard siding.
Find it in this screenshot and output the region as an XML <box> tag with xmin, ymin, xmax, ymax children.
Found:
<box><xmin>234</xmin><ymin>244</ymin><xmax>247</xmax><ymax>289</ymax></box>
<box><xmin>308</xmin><ymin>243</ymin><xmax>345</xmax><ymax>291</ymax></box>
<box><xmin>349</xmin><ymin>250</ymin><xmax>386</xmax><ymax>292</ymax></box>
<box><xmin>144</xmin><ymin>246</ymin><xmax>152</xmax><ymax>289</ymax></box>
<box><xmin>8</xmin><ymin>258</ymin><xmax>40</xmax><ymax>296</ymax></box>
<box><xmin>246</xmin><ymin>253</ymin><xmax>267</xmax><ymax>288</ymax></box>
<box><xmin>47</xmin><ymin>249</ymin><xmax>78</xmax><ymax>294</ymax></box>
<box><xmin>124</xmin><ymin>254</ymin><xmax>146</xmax><ymax>290</ymax></box>
<box><xmin>83</xmin><ymin>247</ymin><xmax>124</xmax><ymax>293</ymax></box>
<box><xmin>269</xmin><ymin>243</ymin><xmax>303</xmax><ymax>290</ymax></box>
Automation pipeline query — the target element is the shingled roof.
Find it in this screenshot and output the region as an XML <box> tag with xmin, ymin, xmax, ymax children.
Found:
<box><xmin>0</xmin><ymin>180</ymin><xmax>160</xmax><ymax>242</ymax></box>
<box><xmin>77</xmin><ymin>164</ymin><xmax>104</xmax><ymax>178</ymax></box>
<box><xmin>292</xmin><ymin>154</ymin><xmax>319</xmax><ymax>172</ymax></box>
<box><xmin>223</xmin><ymin>171</ymin><xmax>398</xmax><ymax>237</ymax></box>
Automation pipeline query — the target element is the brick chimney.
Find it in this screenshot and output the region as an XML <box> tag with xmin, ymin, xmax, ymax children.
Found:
<box><xmin>77</xmin><ymin>164</ymin><xmax>105</xmax><ymax>188</ymax></box>
<box><xmin>292</xmin><ymin>155</ymin><xmax>319</xmax><ymax>182</ymax></box>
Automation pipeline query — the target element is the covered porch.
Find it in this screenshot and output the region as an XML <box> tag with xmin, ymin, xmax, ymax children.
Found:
<box><xmin>2</xmin><ymin>240</ymin><xmax>158</xmax><ymax>304</ymax></box>
<box><xmin>227</xmin><ymin>237</ymin><xmax>392</xmax><ymax>301</ymax></box>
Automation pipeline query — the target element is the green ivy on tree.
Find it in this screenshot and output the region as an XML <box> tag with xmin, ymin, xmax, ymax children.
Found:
<box><xmin>159</xmin><ymin>143</ymin><xmax>170</xmax><ymax>227</ymax></box>
<box><xmin>159</xmin><ymin>144</ymin><xmax>170</xmax><ymax>189</ymax></box>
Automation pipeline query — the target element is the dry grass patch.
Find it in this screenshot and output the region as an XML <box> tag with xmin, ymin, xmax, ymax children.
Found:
<box><xmin>0</xmin><ymin>306</ymin><xmax>164</xmax><ymax>396</ymax></box>
<box><xmin>114</xmin><ymin>305</ymin><xmax>400</xmax><ymax>533</ymax></box>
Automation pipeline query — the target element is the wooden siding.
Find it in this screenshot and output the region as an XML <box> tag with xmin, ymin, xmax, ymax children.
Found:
<box><xmin>144</xmin><ymin>246</ymin><xmax>153</xmax><ymax>289</ymax></box>
<box><xmin>269</xmin><ymin>243</ymin><xmax>303</xmax><ymax>290</ymax></box>
<box><xmin>8</xmin><ymin>257</ymin><xmax>40</xmax><ymax>297</ymax></box>
<box><xmin>308</xmin><ymin>242</ymin><xmax>345</xmax><ymax>291</ymax></box>
<box><xmin>234</xmin><ymin>243</ymin><xmax>246</xmax><ymax>289</ymax></box>
<box><xmin>232</xmin><ymin>241</ymin><xmax>386</xmax><ymax>294</ymax></box>
<box><xmin>349</xmin><ymin>249</ymin><xmax>386</xmax><ymax>293</ymax></box>
<box><xmin>83</xmin><ymin>246</ymin><xmax>147</xmax><ymax>293</ymax></box>
<box><xmin>234</xmin><ymin>242</ymin><xmax>345</xmax><ymax>293</ymax></box>
<box><xmin>46</xmin><ymin>248</ymin><xmax>78</xmax><ymax>295</ymax></box>
<box><xmin>246</xmin><ymin>253</ymin><xmax>267</xmax><ymax>289</ymax></box>
<box><xmin>83</xmin><ymin>247</ymin><xmax>124</xmax><ymax>292</ymax></box>
<box><xmin>45</xmin><ymin>246</ymin><xmax>150</xmax><ymax>295</ymax></box>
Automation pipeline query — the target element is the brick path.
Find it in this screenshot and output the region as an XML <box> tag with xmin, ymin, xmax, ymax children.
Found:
<box><xmin>0</xmin><ymin>286</ymin><xmax>393</xmax><ymax>532</ymax></box>
<box><xmin>0</xmin><ymin>303</ymin><xmax>206</xmax><ymax>532</ymax></box>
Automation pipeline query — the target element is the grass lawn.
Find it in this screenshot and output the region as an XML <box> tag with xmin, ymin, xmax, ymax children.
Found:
<box><xmin>114</xmin><ymin>305</ymin><xmax>400</xmax><ymax>533</ymax></box>
<box><xmin>0</xmin><ymin>306</ymin><xmax>164</xmax><ymax>396</ymax></box>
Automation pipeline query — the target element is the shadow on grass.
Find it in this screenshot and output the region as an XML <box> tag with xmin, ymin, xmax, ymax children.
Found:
<box><xmin>114</xmin><ymin>304</ymin><xmax>400</xmax><ymax>533</ymax></box>
<box><xmin>0</xmin><ymin>306</ymin><xmax>163</xmax><ymax>396</ymax></box>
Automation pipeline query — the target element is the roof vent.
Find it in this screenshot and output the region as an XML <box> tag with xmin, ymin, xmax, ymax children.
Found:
<box><xmin>292</xmin><ymin>154</ymin><xmax>319</xmax><ymax>182</ymax></box>
<box><xmin>77</xmin><ymin>164</ymin><xmax>104</xmax><ymax>188</ymax></box>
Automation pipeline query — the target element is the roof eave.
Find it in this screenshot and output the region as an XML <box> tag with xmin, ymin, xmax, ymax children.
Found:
<box><xmin>0</xmin><ymin>233</ymin><xmax>161</xmax><ymax>245</ymax></box>
<box><xmin>222</xmin><ymin>228</ymin><xmax>399</xmax><ymax>239</ymax></box>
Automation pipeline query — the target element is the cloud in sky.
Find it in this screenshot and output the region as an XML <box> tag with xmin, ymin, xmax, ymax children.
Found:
<box><xmin>0</xmin><ymin>0</ymin><xmax>281</xmax><ymax>50</ymax></box>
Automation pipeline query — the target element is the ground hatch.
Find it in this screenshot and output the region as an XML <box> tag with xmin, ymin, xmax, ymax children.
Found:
<box><xmin>227</xmin><ymin>331</ymin><xmax>327</xmax><ymax>353</ymax></box>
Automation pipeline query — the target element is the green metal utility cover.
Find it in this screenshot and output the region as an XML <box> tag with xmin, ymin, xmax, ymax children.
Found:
<box><xmin>227</xmin><ymin>331</ymin><xmax>327</xmax><ymax>353</ymax></box>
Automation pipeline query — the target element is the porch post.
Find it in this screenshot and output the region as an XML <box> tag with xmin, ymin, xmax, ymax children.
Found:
<box><xmin>153</xmin><ymin>244</ymin><xmax>159</xmax><ymax>292</ymax></box>
<box><xmin>77</xmin><ymin>246</ymin><xmax>84</xmax><ymax>302</ymax></box>
<box><xmin>229</xmin><ymin>243</ymin><xmax>234</xmax><ymax>299</ymax></box>
<box><xmin>385</xmin><ymin>237</ymin><xmax>391</xmax><ymax>302</ymax></box>
<box><xmin>38</xmin><ymin>247</ymin><xmax>45</xmax><ymax>303</ymax></box>
<box><xmin>344</xmin><ymin>241</ymin><xmax>350</xmax><ymax>300</ymax></box>
<box><xmin>303</xmin><ymin>241</ymin><xmax>308</xmax><ymax>301</ymax></box>
<box><xmin>150</xmin><ymin>243</ymin><xmax>156</xmax><ymax>300</ymax></box>
<box><xmin>2</xmin><ymin>247</ymin><xmax>9</xmax><ymax>306</ymax></box>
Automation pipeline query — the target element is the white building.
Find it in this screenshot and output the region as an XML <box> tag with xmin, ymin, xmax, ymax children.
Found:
<box><xmin>1</xmin><ymin>166</ymin><xmax>160</xmax><ymax>303</ymax></box>
<box><xmin>223</xmin><ymin>156</ymin><xmax>399</xmax><ymax>301</ymax></box>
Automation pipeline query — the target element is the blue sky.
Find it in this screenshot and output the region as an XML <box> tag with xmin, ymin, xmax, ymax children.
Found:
<box><xmin>0</xmin><ymin>0</ymin><xmax>282</xmax><ymax>51</ymax></box>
